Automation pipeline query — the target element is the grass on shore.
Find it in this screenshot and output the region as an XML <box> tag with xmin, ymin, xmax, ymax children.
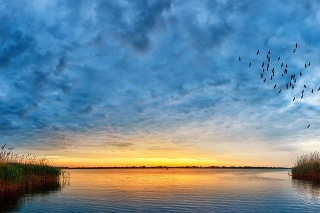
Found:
<box><xmin>292</xmin><ymin>151</ymin><xmax>320</xmax><ymax>181</ymax></box>
<box><xmin>0</xmin><ymin>144</ymin><xmax>62</xmax><ymax>193</ymax></box>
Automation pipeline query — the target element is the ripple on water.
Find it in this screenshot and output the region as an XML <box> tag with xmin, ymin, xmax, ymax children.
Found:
<box><xmin>8</xmin><ymin>168</ymin><xmax>320</xmax><ymax>212</ymax></box>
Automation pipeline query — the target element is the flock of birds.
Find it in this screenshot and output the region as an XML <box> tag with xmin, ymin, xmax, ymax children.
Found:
<box><xmin>239</xmin><ymin>43</ymin><xmax>315</xmax><ymax>129</ymax></box>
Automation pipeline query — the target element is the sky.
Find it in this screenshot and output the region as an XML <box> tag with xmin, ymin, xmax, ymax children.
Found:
<box><xmin>1</xmin><ymin>0</ymin><xmax>320</xmax><ymax>167</ymax></box>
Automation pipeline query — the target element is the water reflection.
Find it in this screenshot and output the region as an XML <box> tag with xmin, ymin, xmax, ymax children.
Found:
<box><xmin>292</xmin><ymin>179</ymin><xmax>320</xmax><ymax>201</ymax></box>
<box><xmin>0</xmin><ymin>177</ymin><xmax>69</xmax><ymax>212</ymax></box>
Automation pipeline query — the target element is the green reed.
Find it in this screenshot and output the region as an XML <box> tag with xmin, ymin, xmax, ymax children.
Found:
<box><xmin>0</xmin><ymin>144</ymin><xmax>62</xmax><ymax>193</ymax></box>
<box><xmin>291</xmin><ymin>151</ymin><xmax>320</xmax><ymax>180</ymax></box>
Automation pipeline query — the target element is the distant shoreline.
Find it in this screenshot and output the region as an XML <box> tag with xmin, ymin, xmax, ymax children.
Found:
<box><xmin>62</xmin><ymin>166</ymin><xmax>291</xmax><ymax>170</ymax></box>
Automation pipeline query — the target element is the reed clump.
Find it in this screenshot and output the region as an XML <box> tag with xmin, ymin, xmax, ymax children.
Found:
<box><xmin>0</xmin><ymin>144</ymin><xmax>62</xmax><ymax>193</ymax></box>
<box><xmin>291</xmin><ymin>151</ymin><xmax>320</xmax><ymax>181</ymax></box>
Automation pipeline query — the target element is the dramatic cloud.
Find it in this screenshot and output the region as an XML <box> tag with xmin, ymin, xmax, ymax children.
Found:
<box><xmin>1</xmin><ymin>0</ymin><xmax>320</xmax><ymax>166</ymax></box>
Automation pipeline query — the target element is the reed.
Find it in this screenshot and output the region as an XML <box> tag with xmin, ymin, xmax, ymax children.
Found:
<box><xmin>0</xmin><ymin>144</ymin><xmax>63</xmax><ymax>193</ymax></box>
<box><xmin>291</xmin><ymin>151</ymin><xmax>320</xmax><ymax>181</ymax></box>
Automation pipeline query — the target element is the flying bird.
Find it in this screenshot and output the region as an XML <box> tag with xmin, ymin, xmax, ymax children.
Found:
<box><xmin>311</xmin><ymin>89</ymin><xmax>314</xmax><ymax>93</ymax></box>
<box><xmin>300</xmin><ymin>72</ymin><xmax>302</xmax><ymax>76</ymax></box>
<box><xmin>286</xmin><ymin>83</ymin><xmax>288</xmax><ymax>89</ymax></box>
<box><xmin>286</xmin><ymin>64</ymin><xmax>288</xmax><ymax>68</ymax></box>
<box><xmin>305</xmin><ymin>63</ymin><xmax>307</xmax><ymax>68</ymax></box>
<box><xmin>274</xmin><ymin>84</ymin><xmax>277</xmax><ymax>89</ymax></box>
<box><xmin>293</xmin><ymin>97</ymin><xmax>295</xmax><ymax>101</ymax></box>
<box><xmin>293</xmin><ymin>49</ymin><xmax>296</xmax><ymax>53</ymax></box>
<box><xmin>307</xmin><ymin>124</ymin><xmax>310</xmax><ymax>128</ymax></box>
<box><xmin>279</xmin><ymin>89</ymin><xmax>282</xmax><ymax>93</ymax></box>
<box><xmin>302</xmin><ymin>90</ymin><xmax>304</xmax><ymax>94</ymax></box>
<box><xmin>257</xmin><ymin>50</ymin><xmax>259</xmax><ymax>55</ymax></box>
<box><xmin>281</xmin><ymin>62</ymin><xmax>283</xmax><ymax>68</ymax></box>
<box><xmin>296</xmin><ymin>43</ymin><xmax>298</xmax><ymax>48</ymax></box>
<box><xmin>239</xmin><ymin>56</ymin><xmax>241</xmax><ymax>61</ymax></box>
<box><xmin>261</xmin><ymin>73</ymin><xmax>263</xmax><ymax>78</ymax></box>
<box><xmin>301</xmin><ymin>94</ymin><xmax>304</xmax><ymax>99</ymax></box>
<box><xmin>263</xmin><ymin>78</ymin><xmax>266</xmax><ymax>83</ymax></box>
<box><xmin>262</xmin><ymin>62</ymin><xmax>264</xmax><ymax>67</ymax></box>
<box><xmin>304</xmin><ymin>85</ymin><xmax>307</xmax><ymax>88</ymax></box>
<box><xmin>268</xmin><ymin>50</ymin><xmax>270</xmax><ymax>54</ymax></box>
<box><xmin>308</xmin><ymin>62</ymin><xmax>310</xmax><ymax>67</ymax></box>
<box><xmin>249</xmin><ymin>62</ymin><xmax>251</xmax><ymax>67</ymax></box>
<box><xmin>278</xmin><ymin>56</ymin><xmax>280</xmax><ymax>61</ymax></box>
<box><xmin>318</xmin><ymin>87</ymin><xmax>320</xmax><ymax>91</ymax></box>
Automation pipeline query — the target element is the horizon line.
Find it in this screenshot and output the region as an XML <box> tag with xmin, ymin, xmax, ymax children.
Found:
<box><xmin>59</xmin><ymin>165</ymin><xmax>291</xmax><ymax>169</ymax></box>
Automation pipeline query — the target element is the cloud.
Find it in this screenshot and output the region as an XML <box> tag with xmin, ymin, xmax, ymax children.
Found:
<box><xmin>0</xmin><ymin>0</ymin><xmax>320</xmax><ymax>165</ymax></box>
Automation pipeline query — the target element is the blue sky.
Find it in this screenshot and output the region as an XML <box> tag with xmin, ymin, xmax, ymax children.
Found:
<box><xmin>1</xmin><ymin>0</ymin><xmax>320</xmax><ymax>166</ymax></box>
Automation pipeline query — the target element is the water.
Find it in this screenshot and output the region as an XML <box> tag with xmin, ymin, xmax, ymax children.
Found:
<box><xmin>2</xmin><ymin>168</ymin><xmax>320</xmax><ymax>212</ymax></box>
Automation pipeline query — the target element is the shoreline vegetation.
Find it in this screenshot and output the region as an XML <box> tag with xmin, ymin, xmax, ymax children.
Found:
<box><xmin>0</xmin><ymin>145</ymin><xmax>65</xmax><ymax>194</ymax></box>
<box><xmin>292</xmin><ymin>151</ymin><xmax>320</xmax><ymax>181</ymax></box>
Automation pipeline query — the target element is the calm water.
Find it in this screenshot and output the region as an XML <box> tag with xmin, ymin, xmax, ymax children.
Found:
<box><xmin>3</xmin><ymin>168</ymin><xmax>320</xmax><ymax>212</ymax></box>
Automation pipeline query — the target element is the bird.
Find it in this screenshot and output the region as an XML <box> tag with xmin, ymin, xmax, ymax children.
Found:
<box><xmin>268</xmin><ymin>57</ymin><xmax>270</xmax><ymax>62</ymax></box>
<box><xmin>307</xmin><ymin>124</ymin><xmax>310</xmax><ymax>128</ymax></box>
<box><xmin>294</xmin><ymin>79</ymin><xmax>296</xmax><ymax>83</ymax></box>
<box><xmin>278</xmin><ymin>56</ymin><xmax>280</xmax><ymax>61</ymax></box>
<box><xmin>286</xmin><ymin>83</ymin><xmax>288</xmax><ymax>89</ymax></box>
<box><xmin>302</xmin><ymin>90</ymin><xmax>304</xmax><ymax>94</ymax></box>
<box><xmin>292</xmin><ymin>85</ymin><xmax>294</xmax><ymax>89</ymax></box>
<box><xmin>271</xmin><ymin>76</ymin><xmax>273</xmax><ymax>80</ymax></box>
<box><xmin>293</xmin><ymin>49</ymin><xmax>296</xmax><ymax>53</ymax></box>
<box><xmin>274</xmin><ymin>84</ymin><xmax>277</xmax><ymax>89</ymax></box>
<box><xmin>239</xmin><ymin>56</ymin><xmax>241</xmax><ymax>61</ymax></box>
<box><xmin>249</xmin><ymin>62</ymin><xmax>251</xmax><ymax>67</ymax></box>
<box><xmin>305</xmin><ymin>63</ymin><xmax>307</xmax><ymax>68</ymax></box>
<box><xmin>268</xmin><ymin>50</ymin><xmax>270</xmax><ymax>54</ymax></box>
<box><xmin>281</xmin><ymin>62</ymin><xmax>283</xmax><ymax>68</ymax></box>
<box><xmin>286</xmin><ymin>64</ymin><xmax>288</xmax><ymax>68</ymax></box>
<box><xmin>308</xmin><ymin>62</ymin><xmax>310</xmax><ymax>67</ymax></box>
<box><xmin>257</xmin><ymin>50</ymin><xmax>260</xmax><ymax>55</ymax></box>
<box><xmin>262</xmin><ymin>68</ymin><xmax>265</xmax><ymax>72</ymax></box>
<box><xmin>262</xmin><ymin>62</ymin><xmax>264</xmax><ymax>68</ymax></box>
<box><xmin>290</xmin><ymin>82</ymin><xmax>292</xmax><ymax>87</ymax></box>
<box><xmin>272</xmin><ymin>68</ymin><xmax>274</xmax><ymax>72</ymax></box>
<box><xmin>284</xmin><ymin>69</ymin><xmax>288</xmax><ymax>74</ymax></box>
<box><xmin>311</xmin><ymin>89</ymin><xmax>314</xmax><ymax>93</ymax></box>
<box><xmin>318</xmin><ymin>87</ymin><xmax>320</xmax><ymax>91</ymax></box>
<box><xmin>301</xmin><ymin>94</ymin><xmax>304</xmax><ymax>99</ymax></box>
<box><xmin>261</xmin><ymin>73</ymin><xmax>263</xmax><ymax>78</ymax></box>
<box><xmin>263</xmin><ymin>78</ymin><xmax>266</xmax><ymax>83</ymax></box>
<box><xmin>279</xmin><ymin>89</ymin><xmax>282</xmax><ymax>93</ymax></box>
<box><xmin>296</xmin><ymin>43</ymin><xmax>298</xmax><ymax>48</ymax></box>
<box><xmin>304</xmin><ymin>85</ymin><xmax>307</xmax><ymax>88</ymax></box>
<box><xmin>300</xmin><ymin>72</ymin><xmax>302</xmax><ymax>76</ymax></box>
<box><xmin>293</xmin><ymin>97</ymin><xmax>295</xmax><ymax>101</ymax></box>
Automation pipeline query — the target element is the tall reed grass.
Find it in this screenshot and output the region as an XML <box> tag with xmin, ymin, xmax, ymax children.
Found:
<box><xmin>0</xmin><ymin>144</ymin><xmax>63</xmax><ymax>193</ymax></box>
<box><xmin>292</xmin><ymin>151</ymin><xmax>320</xmax><ymax>181</ymax></box>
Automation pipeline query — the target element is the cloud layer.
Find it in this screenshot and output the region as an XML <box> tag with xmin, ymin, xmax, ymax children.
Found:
<box><xmin>1</xmin><ymin>0</ymin><xmax>320</xmax><ymax>165</ymax></box>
